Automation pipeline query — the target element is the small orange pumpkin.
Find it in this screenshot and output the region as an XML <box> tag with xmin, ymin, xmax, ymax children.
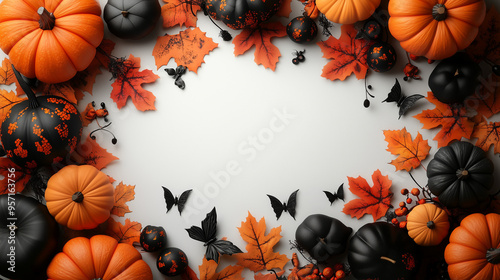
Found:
<box><xmin>0</xmin><ymin>0</ymin><xmax>104</xmax><ymax>84</ymax></box>
<box><xmin>47</xmin><ymin>235</ymin><xmax>153</xmax><ymax>280</ymax></box>
<box><xmin>406</xmin><ymin>203</ymin><xmax>450</xmax><ymax>246</ymax></box>
<box><xmin>316</xmin><ymin>0</ymin><xmax>381</xmax><ymax>24</ymax></box>
<box><xmin>445</xmin><ymin>213</ymin><xmax>500</xmax><ymax>280</ymax></box>
<box><xmin>45</xmin><ymin>165</ymin><xmax>114</xmax><ymax>230</ymax></box>
<box><xmin>388</xmin><ymin>0</ymin><xmax>486</xmax><ymax>60</ymax></box>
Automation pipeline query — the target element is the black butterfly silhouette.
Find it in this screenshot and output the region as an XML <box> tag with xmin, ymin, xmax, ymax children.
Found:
<box><xmin>382</xmin><ymin>78</ymin><xmax>424</xmax><ymax>119</ymax></box>
<box><xmin>186</xmin><ymin>207</ymin><xmax>242</xmax><ymax>263</ymax></box>
<box><xmin>267</xmin><ymin>189</ymin><xmax>299</xmax><ymax>220</ymax></box>
<box><xmin>162</xmin><ymin>187</ymin><xmax>192</xmax><ymax>215</ymax></box>
<box><xmin>324</xmin><ymin>184</ymin><xmax>344</xmax><ymax>205</ymax></box>
<box><xmin>165</xmin><ymin>65</ymin><xmax>187</xmax><ymax>89</ymax></box>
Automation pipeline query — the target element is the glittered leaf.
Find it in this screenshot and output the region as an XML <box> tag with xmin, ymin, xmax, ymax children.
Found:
<box><xmin>383</xmin><ymin>128</ymin><xmax>431</xmax><ymax>171</ymax></box>
<box><xmin>317</xmin><ymin>24</ymin><xmax>371</xmax><ymax>81</ymax></box>
<box><xmin>153</xmin><ymin>27</ymin><xmax>218</xmax><ymax>73</ymax></box>
<box><xmin>162</xmin><ymin>0</ymin><xmax>201</xmax><ymax>28</ymax></box>
<box><xmin>111</xmin><ymin>182</ymin><xmax>135</xmax><ymax>217</ymax></box>
<box><xmin>233</xmin><ymin>22</ymin><xmax>287</xmax><ymax>71</ymax></box>
<box><xmin>472</xmin><ymin>121</ymin><xmax>500</xmax><ymax>154</ymax></box>
<box><xmin>0</xmin><ymin>89</ymin><xmax>25</xmax><ymax>123</ymax></box>
<box><xmin>71</xmin><ymin>135</ymin><xmax>119</xmax><ymax>170</ymax></box>
<box><xmin>466</xmin><ymin>6</ymin><xmax>500</xmax><ymax>64</ymax></box>
<box><xmin>0</xmin><ymin>58</ymin><xmax>15</xmax><ymax>85</ymax></box>
<box><xmin>342</xmin><ymin>169</ymin><xmax>393</xmax><ymax>222</ymax></box>
<box><xmin>0</xmin><ymin>158</ymin><xmax>30</xmax><ymax>195</ymax></box>
<box><xmin>467</xmin><ymin>74</ymin><xmax>500</xmax><ymax>119</ymax></box>
<box><xmin>110</xmin><ymin>54</ymin><xmax>159</xmax><ymax>111</ymax></box>
<box><xmin>106</xmin><ymin>217</ymin><xmax>142</xmax><ymax>245</ymax></box>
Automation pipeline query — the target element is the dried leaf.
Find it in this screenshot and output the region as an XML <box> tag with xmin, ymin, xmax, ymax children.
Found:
<box><xmin>0</xmin><ymin>58</ymin><xmax>15</xmax><ymax>85</ymax></box>
<box><xmin>69</xmin><ymin>61</ymin><xmax>102</xmax><ymax>98</ymax></box>
<box><xmin>153</xmin><ymin>27</ymin><xmax>218</xmax><ymax>73</ymax></box>
<box><xmin>40</xmin><ymin>82</ymin><xmax>78</xmax><ymax>104</ymax></box>
<box><xmin>0</xmin><ymin>158</ymin><xmax>30</xmax><ymax>195</ymax></box>
<box><xmin>106</xmin><ymin>217</ymin><xmax>142</xmax><ymax>245</ymax></box>
<box><xmin>199</xmin><ymin>258</ymin><xmax>244</xmax><ymax>280</ymax></box>
<box><xmin>233</xmin><ymin>22</ymin><xmax>287</xmax><ymax>71</ymax></box>
<box><xmin>110</xmin><ymin>54</ymin><xmax>159</xmax><ymax>111</ymax></box>
<box><xmin>383</xmin><ymin>128</ymin><xmax>431</xmax><ymax>171</ymax></box>
<box><xmin>162</xmin><ymin>0</ymin><xmax>201</xmax><ymax>28</ymax></box>
<box><xmin>71</xmin><ymin>135</ymin><xmax>119</xmax><ymax>170</ymax></box>
<box><xmin>472</xmin><ymin>121</ymin><xmax>500</xmax><ymax>154</ymax></box>
<box><xmin>254</xmin><ymin>270</ymin><xmax>285</xmax><ymax>280</ymax></box>
<box><xmin>317</xmin><ymin>24</ymin><xmax>372</xmax><ymax>81</ymax></box>
<box><xmin>80</xmin><ymin>102</ymin><xmax>95</xmax><ymax>127</ymax></box>
<box><xmin>95</xmin><ymin>39</ymin><xmax>116</xmax><ymax>70</ymax></box>
<box><xmin>466</xmin><ymin>6</ymin><xmax>500</xmax><ymax>63</ymax></box>
<box><xmin>342</xmin><ymin>169</ymin><xmax>393</xmax><ymax>222</ymax></box>
<box><xmin>467</xmin><ymin>74</ymin><xmax>500</xmax><ymax>119</ymax></box>
<box><xmin>235</xmin><ymin>212</ymin><xmax>289</xmax><ymax>272</ymax></box>
<box><xmin>111</xmin><ymin>182</ymin><xmax>135</xmax><ymax>217</ymax></box>
<box><xmin>276</xmin><ymin>0</ymin><xmax>292</xmax><ymax>18</ymax></box>
<box><xmin>182</xmin><ymin>266</ymin><xmax>201</xmax><ymax>280</ymax></box>
<box><xmin>298</xmin><ymin>0</ymin><xmax>319</xmax><ymax>19</ymax></box>
<box><xmin>0</xmin><ymin>89</ymin><xmax>25</xmax><ymax>123</ymax></box>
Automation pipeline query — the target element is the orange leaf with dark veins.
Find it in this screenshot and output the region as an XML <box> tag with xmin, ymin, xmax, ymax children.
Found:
<box><xmin>299</xmin><ymin>0</ymin><xmax>319</xmax><ymax>19</ymax></box>
<box><xmin>317</xmin><ymin>24</ymin><xmax>372</xmax><ymax>81</ymax></box>
<box><xmin>110</xmin><ymin>54</ymin><xmax>159</xmax><ymax>111</ymax></box>
<box><xmin>466</xmin><ymin>6</ymin><xmax>500</xmax><ymax>64</ymax></box>
<box><xmin>153</xmin><ymin>27</ymin><xmax>218</xmax><ymax>73</ymax></box>
<box><xmin>0</xmin><ymin>58</ymin><xmax>15</xmax><ymax>85</ymax></box>
<box><xmin>467</xmin><ymin>74</ymin><xmax>500</xmax><ymax>119</ymax></box>
<box><xmin>414</xmin><ymin>92</ymin><xmax>476</xmax><ymax>148</ymax></box>
<box><xmin>276</xmin><ymin>0</ymin><xmax>292</xmax><ymax>18</ymax></box>
<box><xmin>95</xmin><ymin>39</ymin><xmax>116</xmax><ymax>71</ymax></box>
<box><xmin>383</xmin><ymin>127</ymin><xmax>431</xmax><ymax>172</ymax></box>
<box><xmin>233</xmin><ymin>22</ymin><xmax>287</xmax><ymax>71</ymax></box>
<box><xmin>0</xmin><ymin>158</ymin><xmax>30</xmax><ymax>195</ymax></box>
<box><xmin>182</xmin><ymin>266</ymin><xmax>200</xmax><ymax>280</ymax></box>
<box><xmin>472</xmin><ymin>121</ymin><xmax>500</xmax><ymax>154</ymax></box>
<box><xmin>342</xmin><ymin>169</ymin><xmax>393</xmax><ymax>222</ymax></box>
<box><xmin>40</xmin><ymin>82</ymin><xmax>78</xmax><ymax>104</ymax></box>
<box><xmin>111</xmin><ymin>182</ymin><xmax>135</xmax><ymax>217</ymax></box>
<box><xmin>106</xmin><ymin>217</ymin><xmax>142</xmax><ymax>245</ymax></box>
<box><xmin>199</xmin><ymin>258</ymin><xmax>244</xmax><ymax>280</ymax></box>
<box><xmin>0</xmin><ymin>89</ymin><xmax>25</xmax><ymax>123</ymax></box>
<box><xmin>71</xmin><ymin>135</ymin><xmax>119</xmax><ymax>170</ymax></box>
<box><xmin>254</xmin><ymin>270</ymin><xmax>285</xmax><ymax>280</ymax></box>
<box><xmin>162</xmin><ymin>0</ymin><xmax>202</xmax><ymax>28</ymax></box>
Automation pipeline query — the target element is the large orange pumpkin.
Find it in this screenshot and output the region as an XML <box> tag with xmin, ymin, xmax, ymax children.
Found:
<box><xmin>45</xmin><ymin>165</ymin><xmax>114</xmax><ymax>230</ymax></box>
<box><xmin>445</xmin><ymin>213</ymin><xmax>500</xmax><ymax>280</ymax></box>
<box><xmin>316</xmin><ymin>0</ymin><xmax>381</xmax><ymax>24</ymax></box>
<box><xmin>406</xmin><ymin>203</ymin><xmax>450</xmax><ymax>246</ymax></box>
<box><xmin>47</xmin><ymin>235</ymin><xmax>153</xmax><ymax>280</ymax></box>
<box><xmin>0</xmin><ymin>0</ymin><xmax>104</xmax><ymax>84</ymax></box>
<box><xmin>388</xmin><ymin>0</ymin><xmax>486</xmax><ymax>60</ymax></box>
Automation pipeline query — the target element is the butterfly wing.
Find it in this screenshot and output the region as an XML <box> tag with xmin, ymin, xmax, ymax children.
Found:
<box><xmin>208</xmin><ymin>239</ymin><xmax>243</xmax><ymax>263</ymax></box>
<box><xmin>286</xmin><ymin>189</ymin><xmax>299</xmax><ymax>220</ymax></box>
<box><xmin>165</xmin><ymin>68</ymin><xmax>176</xmax><ymax>76</ymax></box>
<box><xmin>205</xmin><ymin>243</ymin><xmax>220</xmax><ymax>263</ymax></box>
<box><xmin>177</xmin><ymin>189</ymin><xmax>192</xmax><ymax>215</ymax></box>
<box><xmin>175</xmin><ymin>77</ymin><xmax>185</xmax><ymax>89</ymax></box>
<box><xmin>398</xmin><ymin>94</ymin><xmax>425</xmax><ymax>119</ymax></box>
<box><xmin>202</xmin><ymin>207</ymin><xmax>218</xmax><ymax>242</ymax></box>
<box><xmin>162</xmin><ymin>186</ymin><xmax>175</xmax><ymax>212</ymax></box>
<box><xmin>336</xmin><ymin>183</ymin><xmax>345</xmax><ymax>201</ymax></box>
<box><xmin>267</xmin><ymin>195</ymin><xmax>285</xmax><ymax>220</ymax></box>
<box><xmin>382</xmin><ymin>78</ymin><xmax>402</xmax><ymax>103</ymax></box>
<box><xmin>186</xmin><ymin>225</ymin><xmax>206</xmax><ymax>243</ymax></box>
<box><xmin>323</xmin><ymin>191</ymin><xmax>338</xmax><ymax>205</ymax></box>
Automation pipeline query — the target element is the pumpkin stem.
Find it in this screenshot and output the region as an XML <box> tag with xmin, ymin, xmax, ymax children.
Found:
<box><xmin>121</xmin><ymin>10</ymin><xmax>129</xmax><ymax>18</ymax></box>
<box><xmin>38</xmin><ymin>7</ymin><xmax>56</xmax><ymax>30</ymax></box>
<box><xmin>454</xmin><ymin>69</ymin><xmax>460</xmax><ymax>76</ymax></box>
<box><xmin>426</xmin><ymin>221</ymin><xmax>436</xmax><ymax>229</ymax></box>
<box><xmin>380</xmin><ymin>256</ymin><xmax>397</xmax><ymax>264</ymax></box>
<box><xmin>72</xmin><ymin>191</ymin><xmax>84</xmax><ymax>203</ymax></box>
<box><xmin>11</xmin><ymin>64</ymin><xmax>39</xmax><ymax>109</ymax></box>
<box><xmin>432</xmin><ymin>4</ymin><xmax>447</xmax><ymax>21</ymax></box>
<box><xmin>486</xmin><ymin>248</ymin><xmax>500</xmax><ymax>264</ymax></box>
<box><xmin>456</xmin><ymin>169</ymin><xmax>469</xmax><ymax>180</ymax></box>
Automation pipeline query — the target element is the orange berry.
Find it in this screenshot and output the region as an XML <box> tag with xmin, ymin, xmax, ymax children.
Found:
<box><xmin>401</xmin><ymin>188</ymin><xmax>409</xmax><ymax>195</ymax></box>
<box><xmin>399</xmin><ymin>221</ymin><xmax>407</xmax><ymax>228</ymax></box>
<box><xmin>418</xmin><ymin>198</ymin><xmax>426</xmax><ymax>205</ymax></box>
<box><xmin>411</xmin><ymin>188</ymin><xmax>420</xmax><ymax>196</ymax></box>
<box><xmin>391</xmin><ymin>218</ymin><xmax>399</xmax><ymax>225</ymax></box>
<box><xmin>335</xmin><ymin>270</ymin><xmax>345</xmax><ymax>279</ymax></box>
<box><xmin>322</xmin><ymin>267</ymin><xmax>334</xmax><ymax>279</ymax></box>
<box><xmin>409</xmin><ymin>54</ymin><xmax>419</xmax><ymax>60</ymax></box>
<box><xmin>399</xmin><ymin>201</ymin><xmax>406</xmax><ymax>207</ymax></box>
<box><xmin>333</xmin><ymin>263</ymin><xmax>344</xmax><ymax>271</ymax></box>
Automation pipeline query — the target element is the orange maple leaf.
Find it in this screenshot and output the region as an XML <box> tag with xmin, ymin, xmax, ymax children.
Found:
<box><xmin>106</xmin><ymin>217</ymin><xmax>142</xmax><ymax>245</ymax></box>
<box><xmin>110</xmin><ymin>54</ymin><xmax>159</xmax><ymax>111</ymax></box>
<box><xmin>95</xmin><ymin>39</ymin><xmax>116</xmax><ymax>71</ymax></box>
<box><xmin>254</xmin><ymin>270</ymin><xmax>285</xmax><ymax>280</ymax></box>
<box><xmin>276</xmin><ymin>0</ymin><xmax>292</xmax><ymax>18</ymax></box>
<box><xmin>199</xmin><ymin>258</ymin><xmax>244</xmax><ymax>280</ymax></box>
<box><xmin>472</xmin><ymin>121</ymin><xmax>500</xmax><ymax>154</ymax></box>
<box><xmin>0</xmin><ymin>58</ymin><xmax>15</xmax><ymax>85</ymax></box>
<box><xmin>0</xmin><ymin>158</ymin><xmax>30</xmax><ymax>195</ymax></box>
<box><xmin>467</xmin><ymin>74</ymin><xmax>500</xmax><ymax>119</ymax></box>
<box><xmin>0</xmin><ymin>89</ymin><xmax>25</xmax><ymax>123</ymax></box>
<box><xmin>111</xmin><ymin>182</ymin><xmax>135</xmax><ymax>217</ymax></box>
<box><xmin>153</xmin><ymin>27</ymin><xmax>218</xmax><ymax>73</ymax></box>
<box><xmin>383</xmin><ymin>127</ymin><xmax>431</xmax><ymax>172</ymax></box>
<box><xmin>465</xmin><ymin>6</ymin><xmax>500</xmax><ymax>64</ymax></box>
<box><xmin>233</xmin><ymin>22</ymin><xmax>287</xmax><ymax>71</ymax></box>
<box><xmin>162</xmin><ymin>0</ymin><xmax>201</xmax><ymax>28</ymax></box>
<box><xmin>317</xmin><ymin>24</ymin><xmax>372</xmax><ymax>81</ymax></box>
<box><xmin>69</xmin><ymin>60</ymin><xmax>103</xmax><ymax>99</ymax></box>
<box><xmin>71</xmin><ymin>136</ymin><xmax>119</xmax><ymax>170</ymax></box>
<box><xmin>342</xmin><ymin>169</ymin><xmax>393</xmax><ymax>222</ymax></box>
<box><xmin>414</xmin><ymin>92</ymin><xmax>476</xmax><ymax>148</ymax></box>
<box><xmin>182</xmin><ymin>266</ymin><xmax>200</xmax><ymax>280</ymax></box>
<box><xmin>39</xmin><ymin>82</ymin><xmax>78</xmax><ymax>104</ymax></box>
<box><xmin>235</xmin><ymin>212</ymin><xmax>289</xmax><ymax>272</ymax></box>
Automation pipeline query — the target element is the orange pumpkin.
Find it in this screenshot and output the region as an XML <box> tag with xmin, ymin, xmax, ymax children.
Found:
<box><xmin>0</xmin><ymin>0</ymin><xmax>104</xmax><ymax>84</ymax></box>
<box><xmin>47</xmin><ymin>235</ymin><xmax>153</xmax><ymax>280</ymax></box>
<box><xmin>316</xmin><ymin>0</ymin><xmax>381</xmax><ymax>24</ymax></box>
<box><xmin>45</xmin><ymin>165</ymin><xmax>114</xmax><ymax>230</ymax></box>
<box><xmin>388</xmin><ymin>0</ymin><xmax>486</xmax><ymax>60</ymax></box>
<box><xmin>445</xmin><ymin>213</ymin><xmax>500</xmax><ymax>280</ymax></box>
<box><xmin>406</xmin><ymin>203</ymin><xmax>450</xmax><ymax>246</ymax></box>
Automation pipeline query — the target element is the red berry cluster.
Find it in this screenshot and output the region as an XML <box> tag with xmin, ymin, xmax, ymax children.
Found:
<box><xmin>392</xmin><ymin>188</ymin><xmax>427</xmax><ymax>229</ymax></box>
<box><xmin>319</xmin><ymin>264</ymin><xmax>346</xmax><ymax>280</ymax></box>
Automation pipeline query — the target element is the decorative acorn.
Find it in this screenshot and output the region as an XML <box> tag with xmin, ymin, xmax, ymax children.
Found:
<box><xmin>367</xmin><ymin>42</ymin><xmax>398</xmax><ymax>72</ymax></box>
<box><xmin>286</xmin><ymin>16</ymin><xmax>318</xmax><ymax>43</ymax></box>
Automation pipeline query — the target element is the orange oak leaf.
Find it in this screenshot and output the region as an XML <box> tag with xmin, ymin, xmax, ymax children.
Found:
<box><xmin>71</xmin><ymin>136</ymin><xmax>119</xmax><ymax>170</ymax></box>
<box><xmin>317</xmin><ymin>24</ymin><xmax>372</xmax><ymax>81</ymax></box>
<box><xmin>466</xmin><ymin>6</ymin><xmax>500</xmax><ymax>64</ymax></box>
<box><xmin>235</xmin><ymin>212</ymin><xmax>289</xmax><ymax>272</ymax></box>
<box><xmin>233</xmin><ymin>22</ymin><xmax>287</xmax><ymax>71</ymax></box>
<box><xmin>0</xmin><ymin>89</ymin><xmax>25</xmax><ymax>123</ymax></box>
<box><xmin>254</xmin><ymin>270</ymin><xmax>285</xmax><ymax>280</ymax></box>
<box><xmin>111</xmin><ymin>182</ymin><xmax>135</xmax><ymax>217</ymax></box>
<box><xmin>0</xmin><ymin>158</ymin><xmax>30</xmax><ymax>195</ymax></box>
<box><xmin>276</xmin><ymin>0</ymin><xmax>292</xmax><ymax>18</ymax></box>
<box><xmin>472</xmin><ymin>121</ymin><xmax>500</xmax><ymax>154</ymax></box>
<box><xmin>199</xmin><ymin>258</ymin><xmax>244</xmax><ymax>280</ymax></box>
<box><xmin>0</xmin><ymin>58</ymin><xmax>15</xmax><ymax>85</ymax></box>
<box><xmin>162</xmin><ymin>0</ymin><xmax>201</xmax><ymax>28</ymax></box>
<box><xmin>414</xmin><ymin>92</ymin><xmax>476</xmax><ymax>148</ymax></box>
<box><xmin>342</xmin><ymin>169</ymin><xmax>393</xmax><ymax>222</ymax></box>
<box><xmin>153</xmin><ymin>27</ymin><xmax>218</xmax><ymax>73</ymax></box>
<box><xmin>106</xmin><ymin>217</ymin><xmax>142</xmax><ymax>245</ymax></box>
<box><xmin>110</xmin><ymin>54</ymin><xmax>159</xmax><ymax>111</ymax></box>
<box><xmin>383</xmin><ymin>127</ymin><xmax>431</xmax><ymax>172</ymax></box>
<box><xmin>467</xmin><ymin>74</ymin><xmax>500</xmax><ymax>119</ymax></box>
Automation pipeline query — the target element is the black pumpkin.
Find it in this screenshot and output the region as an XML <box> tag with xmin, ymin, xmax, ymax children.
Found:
<box><xmin>427</xmin><ymin>141</ymin><xmax>494</xmax><ymax>209</ymax></box>
<box><xmin>295</xmin><ymin>214</ymin><xmax>352</xmax><ymax>262</ymax></box>
<box><xmin>204</xmin><ymin>0</ymin><xmax>282</xmax><ymax>29</ymax></box>
<box><xmin>367</xmin><ymin>42</ymin><xmax>397</xmax><ymax>72</ymax></box>
<box><xmin>348</xmin><ymin>222</ymin><xmax>419</xmax><ymax>280</ymax></box>
<box><xmin>428</xmin><ymin>52</ymin><xmax>481</xmax><ymax>104</ymax></box>
<box><xmin>286</xmin><ymin>16</ymin><xmax>318</xmax><ymax>43</ymax></box>
<box><xmin>104</xmin><ymin>0</ymin><xmax>161</xmax><ymax>40</ymax></box>
<box><xmin>157</xmin><ymin>247</ymin><xmax>189</xmax><ymax>276</ymax></box>
<box><xmin>140</xmin><ymin>225</ymin><xmax>167</xmax><ymax>252</ymax></box>
<box><xmin>0</xmin><ymin>194</ymin><xmax>59</xmax><ymax>279</ymax></box>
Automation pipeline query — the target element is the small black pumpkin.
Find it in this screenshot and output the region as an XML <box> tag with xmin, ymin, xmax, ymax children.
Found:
<box><xmin>286</xmin><ymin>16</ymin><xmax>318</xmax><ymax>43</ymax></box>
<box><xmin>0</xmin><ymin>66</ymin><xmax>82</xmax><ymax>169</ymax></box>
<box><xmin>157</xmin><ymin>247</ymin><xmax>189</xmax><ymax>276</ymax></box>
<box><xmin>0</xmin><ymin>194</ymin><xmax>59</xmax><ymax>279</ymax></box>
<box><xmin>295</xmin><ymin>214</ymin><xmax>352</xmax><ymax>262</ymax></box>
<box><xmin>204</xmin><ymin>0</ymin><xmax>282</xmax><ymax>29</ymax></box>
<box><xmin>140</xmin><ymin>225</ymin><xmax>167</xmax><ymax>252</ymax></box>
<box><xmin>428</xmin><ymin>52</ymin><xmax>481</xmax><ymax>104</ymax></box>
<box><xmin>103</xmin><ymin>0</ymin><xmax>161</xmax><ymax>40</ymax></box>
<box><xmin>427</xmin><ymin>141</ymin><xmax>494</xmax><ymax>209</ymax></box>
<box><xmin>348</xmin><ymin>222</ymin><xmax>419</xmax><ymax>280</ymax></box>
<box><xmin>367</xmin><ymin>42</ymin><xmax>397</xmax><ymax>72</ymax></box>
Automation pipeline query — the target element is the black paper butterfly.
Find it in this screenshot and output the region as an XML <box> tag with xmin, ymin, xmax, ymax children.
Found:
<box><xmin>323</xmin><ymin>184</ymin><xmax>344</xmax><ymax>205</ymax></box>
<box><xmin>267</xmin><ymin>189</ymin><xmax>299</xmax><ymax>220</ymax></box>
<box><xmin>165</xmin><ymin>65</ymin><xmax>187</xmax><ymax>89</ymax></box>
<box><xmin>382</xmin><ymin>78</ymin><xmax>424</xmax><ymax>119</ymax></box>
<box><xmin>162</xmin><ymin>187</ymin><xmax>192</xmax><ymax>215</ymax></box>
<box><xmin>186</xmin><ymin>207</ymin><xmax>242</xmax><ymax>263</ymax></box>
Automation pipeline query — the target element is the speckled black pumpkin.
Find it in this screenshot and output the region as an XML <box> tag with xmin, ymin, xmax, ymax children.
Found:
<box><xmin>367</xmin><ymin>42</ymin><xmax>397</xmax><ymax>72</ymax></box>
<box><xmin>104</xmin><ymin>0</ymin><xmax>161</xmax><ymax>39</ymax></box>
<box><xmin>157</xmin><ymin>247</ymin><xmax>189</xmax><ymax>276</ymax></box>
<box><xmin>286</xmin><ymin>16</ymin><xmax>318</xmax><ymax>43</ymax></box>
<box><xmin>140</xmin><ymin>225</ymin><xmax>167</xmax><ymax>252</ymax></box>
<box><xmin>205</xmin><ymin>0</ymin><xmax>282</xmax><ymax>29</ymax></box>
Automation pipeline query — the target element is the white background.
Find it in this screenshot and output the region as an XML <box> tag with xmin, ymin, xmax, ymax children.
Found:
<box><xmin>1</xmin><ymin>0</ymin><xmax>500</xmax><ymax>279</ymax></box>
